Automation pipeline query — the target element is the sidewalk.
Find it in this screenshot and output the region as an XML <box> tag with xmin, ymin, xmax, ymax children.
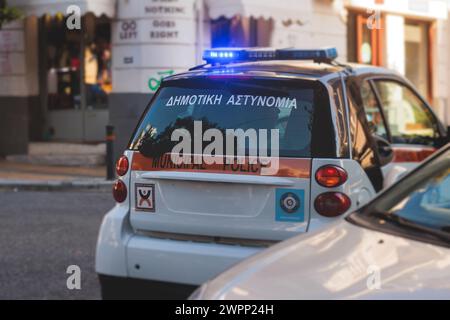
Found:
<box><xmin>0</xmin><ymin>160</ymin><xmax>113</xmax><ymax>191</ymax></box>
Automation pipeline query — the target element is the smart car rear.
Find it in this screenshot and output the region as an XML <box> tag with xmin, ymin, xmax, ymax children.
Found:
<box><xmin>96</xmin><ymin>48</ymin><xmax>394</xmax><ymax>299</ymax></box>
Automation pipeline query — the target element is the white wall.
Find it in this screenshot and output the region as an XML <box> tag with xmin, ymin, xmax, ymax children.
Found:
<box><xmin>385</xmin><ymin>14</ymin><xmax>405</xmax><ymax>75</ymax></box>
<box><xmin>269</xmin><ymin>0</ymin><xmax>347</xmax><ymax>60</ymax></box>
<box><xmin>112</xmin><ymin>0</ymin><xmax>198</xmax><ymax>94</ymax></box>
<box><xmin>0</xmin><ymin>17</ymin><xmax>38</xmax><ymax>97</ymax></box>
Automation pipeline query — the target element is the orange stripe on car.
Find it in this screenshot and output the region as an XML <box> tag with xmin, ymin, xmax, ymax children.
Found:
<box><xmin>393</xmin><ymin>147</ymin><xmax>436</xmax><ymax>163</ymax></box>
<box><xmin>131</xmin><ymin>152</ymin><xmax>311</xmax><ymax>178</ymax></box>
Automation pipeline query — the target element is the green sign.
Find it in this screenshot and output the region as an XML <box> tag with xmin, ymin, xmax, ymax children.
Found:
<box><xmin>148</xmin><ymin>70</ymin><xmax>175</xmax><ymax>92</ymax></box>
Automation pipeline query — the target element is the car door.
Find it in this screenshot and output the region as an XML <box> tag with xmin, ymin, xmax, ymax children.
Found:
<box><xmin>346</xmin><ymin>79</ymin><xmax>385</xmax><ymax>193</ymax></box>
<box><xmin>362</xmin><ymin>78</ymin><xmax>444</xmax><ymax>188</ymax></box>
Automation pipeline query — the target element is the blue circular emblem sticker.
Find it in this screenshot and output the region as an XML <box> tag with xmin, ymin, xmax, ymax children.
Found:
<box><xmin>280</xmin><ymin>192</ymin><xmax>300</xmax><ymax>214</ymax></box>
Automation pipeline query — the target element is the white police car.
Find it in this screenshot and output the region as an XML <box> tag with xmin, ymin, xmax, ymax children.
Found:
<box><xmin>190</xmin><ymin>144</ymin><xmax>450</xmax><ymax>300</ymax></box>
<box><xmin>95</xmin><ymin>48</ymin><xmax>448</xmax><ymax>299</ymax></box>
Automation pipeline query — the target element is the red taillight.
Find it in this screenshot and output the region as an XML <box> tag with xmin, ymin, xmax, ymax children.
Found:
<box><xmin>113</xmin><ymin>180</ymin><xmax>127</xmax><ymax>203</ymax></box>
<box><xmin>116</xmin><ymin>156</ymin><xmax>129</xmax><ymax>177</ymax></box>
<box><xmin>315</xmin><ymin>165</ymin><xmax>347</xmax><ymax>188</ymax></box>
<box><xmin>314</xmin><ymin>192</ymin><xmax>351</xmax><ymax>217</ymax></box>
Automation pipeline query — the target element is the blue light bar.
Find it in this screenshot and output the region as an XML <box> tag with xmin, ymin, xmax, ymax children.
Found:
<box><xmin>202</xmin><ymin>47</ymin><xmax>338</xmax><ymax>64</ymax></box>
<box><xmin>277</xmin><ymin>47</ymin><xmax>338</xmax><ymax>61</ymax></box>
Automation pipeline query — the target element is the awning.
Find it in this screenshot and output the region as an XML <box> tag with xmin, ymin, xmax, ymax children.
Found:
<box><xmin>206</xmin><ymin>0</ymin><xmax>312</xmax><ymax>22</ymax></box>
<box><xmin>11</xmin><ymin>0</ymin><xmax>116</xmax><ymax>17</ymax></box>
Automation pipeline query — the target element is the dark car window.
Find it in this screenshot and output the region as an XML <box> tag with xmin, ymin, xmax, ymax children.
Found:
<box><xmin>349</xmin><ymin>147</ymin><xmax>450</xmax><ymax>246</ymax></box>
<box><xmin>129</xmin><ymin>77</ymin><xmax>339</xmax><ymax>158</ymax></box>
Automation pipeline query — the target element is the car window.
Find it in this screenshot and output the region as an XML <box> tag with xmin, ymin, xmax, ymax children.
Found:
<box><xmin>361</xmin><ymin>81</ymin><xmax>388</xmax><ymax>139</ymax></box>
<box><xmin>373</xmin><ymin>80</ymin><xmax>436</xmax><ymax>145</ymax></box>
<box><xmin>129</xmin><ymin>78</ymin><xmax>336</xmax><ymax>158</ymax></box>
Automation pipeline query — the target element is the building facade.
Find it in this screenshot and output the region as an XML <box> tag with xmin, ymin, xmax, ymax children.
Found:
<box><xmin>0</xmin><ymin>0</ymin><xmax>448</xmax><ymax>159</ymax></box>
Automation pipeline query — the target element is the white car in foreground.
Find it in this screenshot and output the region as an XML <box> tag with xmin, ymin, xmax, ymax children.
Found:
<box><xmin>191</xmin><ymin>144</ymin><xmax>450</xmax><ymax>300</ymax></box>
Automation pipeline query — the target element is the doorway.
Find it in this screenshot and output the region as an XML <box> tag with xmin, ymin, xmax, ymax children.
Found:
<box><xmin>37</xmin><ymin>13</ymin><xmax>111</xmax><ymax>143</ymax></box>
<box><xmin>404</xmin><ymin>20</ymin><xmax>433</xmax><ymax>102</ymax></box>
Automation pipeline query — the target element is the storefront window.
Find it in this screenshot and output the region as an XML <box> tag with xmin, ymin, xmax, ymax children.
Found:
<box><xmin>211</xmin><ymin>16</ymin><xmax>272</xmax><ymax>48</ymax></box>
<box><xmin>45</xmin><ymin>13</ymin><xmax>82</xmax><ymax>111</ymax></box>
<box><xmin>43</xmin><ymin>14</ymin><xmax>111</xmax><ymax>111</ymax></box>
<box><xmin>347</xmin><ymin>11</ymin><xmax>384</xmax><ymax>66</ymax></box>
<box><xmin>85</xmin><ymin>15</ymin><xmax>111</xmax><ymax>110</ymax></box>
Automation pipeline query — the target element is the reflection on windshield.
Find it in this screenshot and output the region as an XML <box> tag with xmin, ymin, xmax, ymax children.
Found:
<box><xmin>135</xmin><ymin>116</ymin><xmax>222</xmax><ymax>158</ymax></box>
<box><xmin>389</xmin><ymin>168</ymin><xmax>450</xmax><ymax>232</ymax></box>
<box><xmin>128</xmin><ymin>80</ymin><xmax>318</xmax><ymax>159</ymax></box>
<box><xmin>349</xmin><ymin>149</ymin><xmax>450</xmax><ymax>245</ymax></box>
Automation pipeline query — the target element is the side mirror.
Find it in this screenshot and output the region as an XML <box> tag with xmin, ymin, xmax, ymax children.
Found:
<box><xmin>372</xmin><ymin>135</ymin><xmax>394</xmax><ymax>166</ymax></box>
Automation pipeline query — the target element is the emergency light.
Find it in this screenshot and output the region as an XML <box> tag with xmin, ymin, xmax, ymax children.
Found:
<box><xmin>202</xmin><ymin>47</ymin><xmax>338</xmax><ymax>64</ymax></box>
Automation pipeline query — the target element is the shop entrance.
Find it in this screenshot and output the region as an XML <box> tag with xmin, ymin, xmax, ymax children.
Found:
<box><xmin>37</xmin><ymin>13</ymin><xmax>111</xmax><ymax>142</ymax></box>
<box><xmin>404</xmin><ymin>20</ymin><xmax>432</xmax><ymax>102</ymax></box>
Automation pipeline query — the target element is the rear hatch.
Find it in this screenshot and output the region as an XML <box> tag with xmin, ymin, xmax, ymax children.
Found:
<box><xmin>127</xmin><ymin>76</ymin><xmax>334</xmax><ymax>242</ymax></box>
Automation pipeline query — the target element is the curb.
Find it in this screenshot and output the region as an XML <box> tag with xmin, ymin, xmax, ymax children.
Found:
<box><xmin>0</xmin><ymin>179</ymin><xmax>114</xmax><ymax>192</ymax></box>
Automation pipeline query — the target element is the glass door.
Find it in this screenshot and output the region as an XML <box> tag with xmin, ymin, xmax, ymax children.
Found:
<box><xmin>39</xmin><ymin>13</ymin><xmax>111</xmax><ymax>142</ymax></box>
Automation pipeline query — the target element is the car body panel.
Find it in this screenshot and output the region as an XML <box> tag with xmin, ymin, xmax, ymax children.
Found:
<box><xmin>95</xmin><ymin>150</ymin><xmax>134</xmax><ymax>278</ymax></box>
<box><xmin>129</xmin><ymin>154</ymin><xmax>312</xmax><ymax>240</ymax></box>
<box><xmin>197</xmin><ymin>220</ymin><xmax>450</xmax><ymax>300</ymax></box>
<box><xmin>309</xmin><ymin>158</ymin><xmax>375</xmax><ymax>231</ymax></box>
<box><xmin>382</xmin><ymin>144</ymin><xmax>437</xmax><ymax>188</ymax></box>
<box><xmin>126</xmin><ymin>234</ymin><xmax>261</xmax><ymax>285</ymax></box>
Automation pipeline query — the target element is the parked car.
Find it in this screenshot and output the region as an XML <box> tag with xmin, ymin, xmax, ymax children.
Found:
<box><xmin>95</xmin><ymin>47</ymin><xmax>448</xmax><ymax>299</ymax></box>
<box><xmin>191</xmin><ymin>144</ymin><xmax>450</xmax><ymax>300</ymax></box>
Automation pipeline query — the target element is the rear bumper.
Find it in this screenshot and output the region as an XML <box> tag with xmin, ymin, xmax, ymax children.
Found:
<box><xmin>126</xmin><ymin>234</ymin><xmax>261</xmax><ymax>285</ymax></box>
<box><xmin>95</xmin><ymin>205</ymin><xmax>262</xmax><ymax>287</ymax></box>
<box><xmin>98</xmin><ymin>274</ymin><xmax>197</xmax><ymax>300</ymax></box>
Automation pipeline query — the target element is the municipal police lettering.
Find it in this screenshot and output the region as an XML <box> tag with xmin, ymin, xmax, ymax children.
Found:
<box><xmin>165</xmin><ymin>94</ymin><xmax>298</xmax><ymax>109</ymax></box>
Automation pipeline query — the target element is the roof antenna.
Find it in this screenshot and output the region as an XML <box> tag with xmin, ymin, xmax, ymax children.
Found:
<box><xmin>330</xmin><ymin>60</ymin><xmax>354</xmax><ymax>74</ymax></box>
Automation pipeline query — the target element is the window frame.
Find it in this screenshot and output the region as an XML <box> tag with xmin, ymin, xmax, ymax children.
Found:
<box><xmin>346</xmin><ymin>76</ymin><xmax>388</xmax><ymax>191</ymax></box>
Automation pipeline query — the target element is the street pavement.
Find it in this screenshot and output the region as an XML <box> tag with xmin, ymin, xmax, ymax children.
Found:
<box><xmin>0</xmin><ymin>160</ymin><xmax>112</xmax><ymax>191</ymax></box>
<box><xmin>0</xmin><ymin>160</ymin><xmax>106</xmax><ymax>181</ymax></box>
<box><xmin>0</xmin><ymin>190</ymin><xmax>114</xmax><ymax>299</ymax></box>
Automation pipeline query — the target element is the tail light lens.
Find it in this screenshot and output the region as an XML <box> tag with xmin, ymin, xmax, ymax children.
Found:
<box><xmin>116</xmin><ymin>156</ymin><xmax>129</xmax><ymax>177</ymax></box>
<box><xmin>314</xmin><ymin>192</ymin><xmax>351</xmax><ymax>217</ymax></box>
<box><xmin>315</xmin><ymin>165</ymin><xmax>347</xmax><ymax>188</ymax></box>
<box><xmin>113</xmin><ymin>180</ymin><xmax>127</xmax><ymax>203</ymax></box>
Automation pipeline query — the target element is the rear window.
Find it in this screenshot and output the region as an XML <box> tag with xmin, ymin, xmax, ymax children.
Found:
<box><xmin>129</xmin><ymin>77</ymin><xmax>337</xmax><ymax>158</ymax></box>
